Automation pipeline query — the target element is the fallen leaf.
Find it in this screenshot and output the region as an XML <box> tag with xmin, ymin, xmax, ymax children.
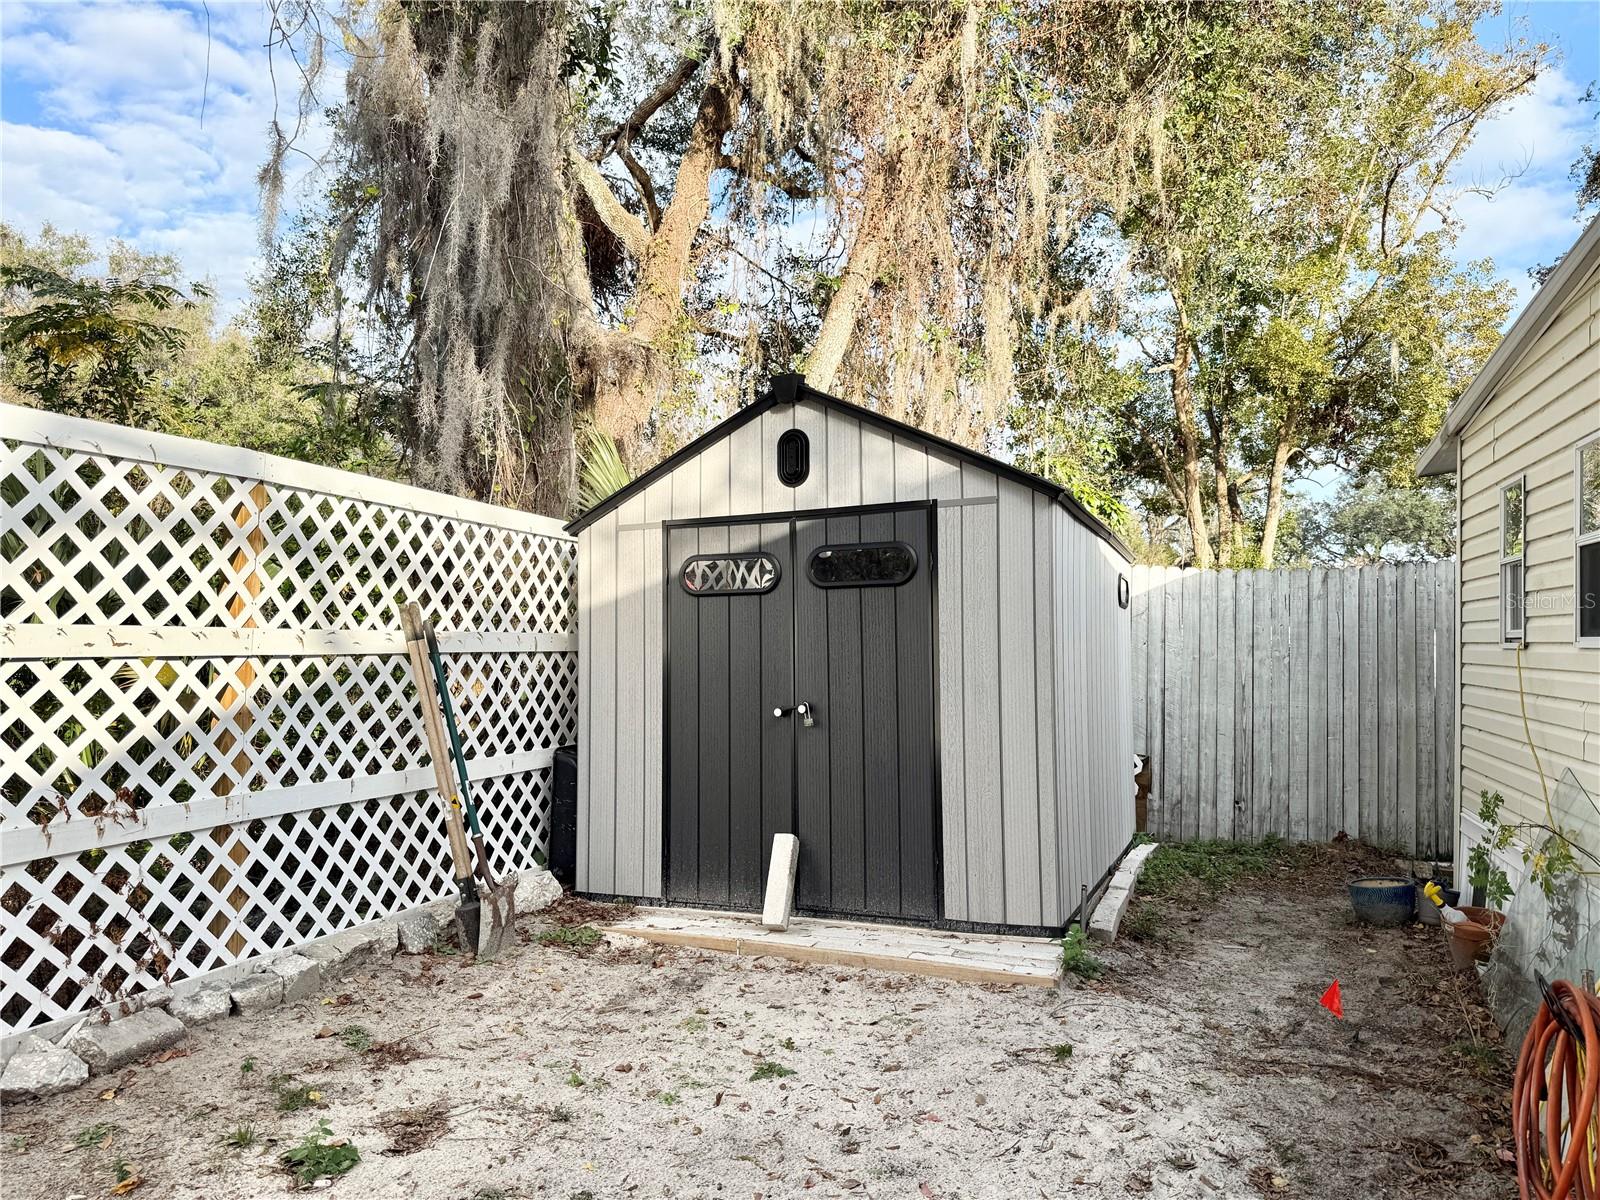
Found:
<box><xmin>110</xmin><ymin>1175</ymin><xmax>143</xmax><ymax>1195</ymax></box>
<box><xmin>152</xmin><ymin>1049</ymin><xmax>189</xmax><ymax>1064</ymax></box>
<box><xmin>466</xmin><ymin>992</ymin><xmax>483</xmax><ymax>1000</ymax></box>
<box><xmin>614</xmin><ymin>1063</ymin><xmax>633</xmax><ymax>1073</ymax></box>
<box><xmin>1271</xmin><ymin>1176</ymin><xmax>1288</xmax><ymax>1190</ymax></box>
<box><xmin>1498</xmin><ymin>1149</ymin><xmax>1516</xmax><ymax>1163</ymax></box>
<box><xmin>98</xmin><ymin>1087</ymin><xmax>120</xmax><ymax>1101</ymax></box>
<box><xmin>315</xmin><ymin>1026</ymin><xmax>336</xmax><ymax>1039</ymax></box>
<box><xmin>919</xmin><ymin>1185</ymin><xmax>936</xmax><ymax>1199</ymax></box>
<box><xmin>714</xmin><ymin>1092</ymin><xmax>723</xmax><ymax>1107</ymax></box>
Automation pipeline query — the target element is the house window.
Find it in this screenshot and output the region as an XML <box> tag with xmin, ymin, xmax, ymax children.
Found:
<box><xmin>680</xmin><ymin>553</ymin><xmax>780</xmax><ymax>596</ymax></box>
<box><xmin>1500</xmin><ymin>477</ymin><xmax>1525</xmax><ymax>645</ymax></box>
<box><xmin>1578</xmin><ymin>436</ymin><xmax>1600</xmax><ymax>645</ymax></box>
<box><xmin>806</xmin><ymin>542</ymin><xmax>918</xmax><ymax>588</ymax></box>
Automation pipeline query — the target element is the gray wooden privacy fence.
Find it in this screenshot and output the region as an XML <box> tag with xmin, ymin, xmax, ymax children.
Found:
<box><xmin>1131</xmin><ymin>561</ymin><xmax>1456</xmax><ymax>858</ymax></box>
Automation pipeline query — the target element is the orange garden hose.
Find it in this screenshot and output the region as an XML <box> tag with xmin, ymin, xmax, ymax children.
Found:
<box><xmin>1514</xmin><ymin>977</ymin><xmax>1600</xmax><ymax>1200</ymax></box>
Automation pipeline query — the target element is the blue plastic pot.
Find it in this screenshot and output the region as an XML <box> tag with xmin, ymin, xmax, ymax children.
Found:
<box><xmin>1348</xmin><ymin>877</ymin><xmax>1416</xmax><ymax>927</ymax></box>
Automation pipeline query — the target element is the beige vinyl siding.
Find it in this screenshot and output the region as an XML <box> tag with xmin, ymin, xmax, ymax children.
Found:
<box><xmin>1455</xmin><ymin>260</ymin><xmax>1600</xmax><ymax>855</ymax></box>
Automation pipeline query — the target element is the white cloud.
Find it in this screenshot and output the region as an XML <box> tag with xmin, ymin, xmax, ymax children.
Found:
<box><xmin>1454</xmin><ymin>63</ymin><xmax>1591</xmax><ymax>186</ymax></box>
<box><xmin>0</xmin><ymin>0</ymin><xmax>337</xmax><ymax>316</ymax></box>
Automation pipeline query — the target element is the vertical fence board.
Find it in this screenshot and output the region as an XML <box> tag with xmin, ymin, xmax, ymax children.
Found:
<box><xmin>1131</xmin><ymin>562</ymin><xmax>1456</xmax><ymax>856</ymax></box>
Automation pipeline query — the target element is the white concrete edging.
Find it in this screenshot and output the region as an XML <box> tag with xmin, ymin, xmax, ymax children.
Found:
<box><xmin>1086</xmin><ymin>842</ymin><xmax>1160</xmax><ymax>944</ymax></box>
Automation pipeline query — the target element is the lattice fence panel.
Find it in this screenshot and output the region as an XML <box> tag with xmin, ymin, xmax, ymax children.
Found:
<box><xmin>2</xmin><ymin>410</ymin><xmax>577</xmax><ymax>1033</ymax></box>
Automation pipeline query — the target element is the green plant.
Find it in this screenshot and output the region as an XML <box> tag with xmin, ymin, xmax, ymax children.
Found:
<box><xmin>1050</xmin><ymin>1043</ymin><xmax>1074</xmax><ymax>1062</ymax></box>
<box><xmin>780</xmin><ymin>1036</ymin><xmax>797</xmax><ymax>1052</ymax></box>
<box><xmin>1136</xmin><ymin>836</ymin><xmax>1297</xmax><ymax>900</ymax></box>
<box><xmin>543</xmin><ymin>1103</ymin><xmax>574</xmax><ymax>1123</ymax></box>
<box><xmin>240</xmin><ymin>1056</ymin><xmax>256</xmax><ymax>1074</ymax></box>
<box><xmin>679</xmin><ymin>1016</ymin><xmax>706</xmax><ymax>1033</ymax></box>
<box><xmin>1466</xmin><ymin>789</ymin><xmax>1596</xmax><ymax>911</ymax></box>
<box><xmin>658</xmin><ymin>1091</ymin><xmax>680</xmax><ymax>1105</ymax></box>
<box><xmin>1060</xmin><ymin>925</ymin><xmax>1103</xmax><ymax>980</ymax></box>
<box><xmin>271</xmin><ymin>1075</ymin><xmax>324</xmax><ymax>1112</ymax></box>
<box><xmin>73</xmin><ymin>1122</ymin><xmax>121</xmax><ymax>1150</ymax></box>
<box><xmin>538</xmin><ymin>925</ymin><xmax>602</xmax><ymax>949</ymax></box>
<box><xmin>221</xmin><ymin>1124</ymin><xmax>261</xmax><ymax>1150</ymax></box>
<box><xmin>566</xmin><ymin>1070</ymin><xmax>585</xmax><ymax>1088</ymax></box>
<box><xmin>577</xmin><ymin>428</ymin><xmax>632</xmax><ymax>516</ymax></box>
<box><xmin>280</xmin><ymin>1119</ymin><xmax>359</xmax><ymax>1186</ymax></box>
<box><xmin>339</xmin><ymin>1025</ymin><xmax>373</xmax><ymax>1053</ymax></box>
<box><xmin>111</xmin><ymin>1156</ymin><xmax>135</xmax><ymax>1184</ymax></box>
<box><xmin>749</xmin><ymin>1061</ymin><xmax>795</xmax><ymax>1082</ymax></box>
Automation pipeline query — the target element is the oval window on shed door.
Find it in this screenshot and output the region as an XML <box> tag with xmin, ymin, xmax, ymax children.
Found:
<box><xmin>680</xmin><ymin>552</ymin><xmax>781</xmax><ymax>596</ymax></box>
<box><xmin>776</xmin><ymin>429</ymin><xmax>810</xmax><ymax>487</ymax></box>
<box><xmin>806</xmin><ymin>542</ymin><xmax>918</xmax><ymax>588</ymax></box>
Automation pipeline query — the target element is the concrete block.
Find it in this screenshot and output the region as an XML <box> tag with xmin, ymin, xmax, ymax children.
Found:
<box><xmin>267</xmin><ymin>953</ymin><xmax>321</xmax><ymax>1003</ymax></box>
<box><xmin>168</xmin><ymin>984</ymin><xmax>231</xmax><ymax>1028</ymax></box>
<box><xmin>397</xmin><ymin>908</ymin><xmax>444</xmax><ymax>954</ymax></box>
<box><xmin>1087</xmin><ymin>841</ymin><xmax>1160</xmax><ymax>944</ymax></box>
<box><xmin>761</xmin><ymin>835</ymin><xmax>800</xmax><ymax>931</ymax></box>
<box><xmin>302</xmin><ymin>923</ymin><xmax>398</xmax><ymax>979</ymax></box>
<box><xmin>518</xmin><ymin>867</ymin><xmax>564</xmax><ymax>912</ymax></box>
<box><xmin>63</xmin><ymin>1009</ymin><xmax>185</xmax><ymax>1076</ymax></box>
<box><xmin>0</xmin><ymin>1035</ymin><xmax>89</xmax><ymax>1100</ymax></box>
<box><xmin>230</xmin><ymin>973</ymin><xmax>285</xmax><ymax>1015</ymax></box>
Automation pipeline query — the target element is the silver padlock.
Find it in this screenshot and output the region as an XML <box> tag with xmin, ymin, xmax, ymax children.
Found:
<box><xmin>796</xmin><ymin>701</ymin><xmax>815</xmax><ymax>728</ymax></box>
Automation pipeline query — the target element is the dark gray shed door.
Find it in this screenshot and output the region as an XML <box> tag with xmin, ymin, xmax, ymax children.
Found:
<box><xmin>665</xmin><ymin>505</ymin><xmax>937</xmax><ymax>921</ymax></box>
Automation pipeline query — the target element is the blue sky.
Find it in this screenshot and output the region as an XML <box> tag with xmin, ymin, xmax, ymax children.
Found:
<box><xmin>1</xmin><ymin>1</ymin><xmax>1596</xmax><ymax>326</ymax></box>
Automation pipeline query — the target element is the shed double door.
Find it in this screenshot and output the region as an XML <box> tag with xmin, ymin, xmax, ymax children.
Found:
<box><xmin>665</xmin><ymin>505</ymin><xmax>938</xmax><ymax>922</ymax></box>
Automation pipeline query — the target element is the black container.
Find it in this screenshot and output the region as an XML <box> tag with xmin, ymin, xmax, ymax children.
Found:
<box><xmin>550</xmin><ymin>745</ymin><xmax>579</xmax><ymax>890</ymax></box>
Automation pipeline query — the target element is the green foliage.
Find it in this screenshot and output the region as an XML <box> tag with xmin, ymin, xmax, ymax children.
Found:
<box><xmin>271</xmin><ymin>1075</ymin><xmax>324</xmax><ymax>1113</ymax></box>
<box><xmin>0</xmin><ymin>262</ymin><xmax>208</xmax><ymax>424</ymax></box>
<box><xmin>1059</xmin><ymin>925</ymin><xmax>1103</xmax><ymax>980</ymax></box>
<box><xmin>220</xmin><ymin>1124</ymin><xmax>261</xmax><ymax>1150</ymax></box>
<box><xmin>73</xmin><ymin>1122</ymin><xmax>121</xmax><ymax>1150</ymax></box>
<box><xmin>1137</xmin><ymin>836</ymin><xmax>1297</xmax><ymax>901</ymax></box>
<box><xmin>538</xmin><ymin>925</ymin><xmax>603</xmax><ymax>949</ymax></box>
<box><xmin>338</xmin><ymin>1025</ymin><xmax>373</xmax><ymax>1053</ymax></box>
<box><xmin>577</xmin><ymin>427</ymin><xmax>633</xmax><ymax>515</ymax></box>
<box><xmin>240</xmin><ymin>1057</ymin><xmax>256</xmax><ymax>1075</ymax></box>
<box><xmin>1049</xmin><ymin>1043</ymin><xmax>1074</xmax><ymax>1062</ymax></box>
<box><xmin>749</xmin><ymin>1060</ymin><xmax>795</xmax><ymax>1082</ymax></box>
<box><xmin>1296</xmin><ymin>478</ymin><xmax>1456</xmax><ymax>565</ymax></box>
<box><xmin>280</xmin><ymin>1120</ymin><xmax>359</xmax><ymax>1186</ymax></box>
<box><xmin>1467</xmin><ymin>789</ymin><xmax>1594</xmax><ymax>911</ymax></box>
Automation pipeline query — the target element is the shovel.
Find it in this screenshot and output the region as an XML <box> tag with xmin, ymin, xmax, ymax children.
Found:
<box><xmin>402</xmin><ymin>604</ymin><xmax>518</xmax><ymax>959</ymax></box>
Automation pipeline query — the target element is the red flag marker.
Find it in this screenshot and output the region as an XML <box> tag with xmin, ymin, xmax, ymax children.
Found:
<box><xmin>1319</xmin><ymin>979</ymin><xmax>1344</xmax><ymax>1019</ymax></box>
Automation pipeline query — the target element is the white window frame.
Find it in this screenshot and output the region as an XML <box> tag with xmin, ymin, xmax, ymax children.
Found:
<box><xmin>1500</xmin><ymin>475</ymin><xmax>1526</xmax><ymax>646</ymax></box>
<box><xmin>1577</xmin><ymin>433</ymin><xmax>1600</xmax><ymax>648</ymax></box>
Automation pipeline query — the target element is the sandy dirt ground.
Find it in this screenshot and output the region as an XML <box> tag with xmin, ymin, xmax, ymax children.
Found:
<box><xmin>2</xmin><ymin>843</ymin><xmax>1514</xmax><ymax>1199</ymax></box>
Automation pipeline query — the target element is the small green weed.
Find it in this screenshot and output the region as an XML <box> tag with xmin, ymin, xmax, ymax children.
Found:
<box><xmin>472</xmin><ymin>1190</ymin><xmax>509</xmax><ymax>1200</ymax></box>
<box><xmin>220</xmin><ymin>1124</ymin><xmax>261</xmax><ymax>1150</ymax></box>
<box><xmin>280</xmin><ymin>1119</ymin><xmax>359</xmax><ymax>1186</ymax></box>
<box><xmin>271</xmin><ymin>1074</ymin><xmax>324</xmax><ymax>1112</ymax></box>
<box><xmin>538</xmin><ymin>925</ymin><xmax>602</xmax><ymax>949</ymax></box>
<box><xmin>542</xmin><ymin>1103</ymin><xmax>574</xmax><ymax>1123</ymax></box>
<box><xmin>339</xmin><ymin>1025</ymin><xmax>373</xmax><ymax>1053</ymax></box>
<box><xmin>566</xmin><ymin>1070</ymin><xmax>585</xmax><ymax>1087</ymax></box>
<box><xmin>111</xmin><ymin>1156</ymin><xmax>135</xmax><ymax>1184</ymax></box>
<box><xmin>240</xmin><ymin>1056</ymin><xmax>256</xmax><ymax>1074</ymax></box>
<box><xmin>7</xmin><ymin>1135</ymin><xmax>26</xmax><ymax>1153</ymax></box>
<box><xmin>1050</xmin><ymin>1043</ymin><xmax>1074</xmax><ymax>1062</ymax></box>
<box><xmin>749</xmin><ymin>1060</ymin><xmax>795</xmax><ymax>1082</ymax></box>
<box><xmin>429</xmin><ymin>930</ymin><xmax>460</xmax><ymax>956</ymax></box>
<box><xmin>1060</xmin><ymin>925</ymin><xmax>1103</xmax><ymax>980</ymax></box>
<box><xmin>679</xmin><ymin>1016</ymin><xmax>706</xmax><ymax>1033</ymax></box>
<box><xmin>1122</xmin><ymin>904</ymin><xmax>1177</xmax><ymax>947</ymax></box>
<box><xmin>1450</xmin><ymin>1038</ymin><xmax>1503</xmax><ymax>1078</ymax></box>
<box><xmin>73</xmin><ymin>1122</ymin><xmax>120</xmax><ymax>1150</ymax></box>
<box><xmin>658</xmin><ymin>1091</ymin><xmax>680</xmax><ymax>1105</ymax></box>
<box><xmin>780</xmin><ymin>1036</ymin><xmax>797</xmax><ymax>1052</ymax></box>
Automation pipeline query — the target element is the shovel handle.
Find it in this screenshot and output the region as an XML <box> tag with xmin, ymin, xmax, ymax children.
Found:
<box><xmin>402</xmin><ymin>604</ymin><xmax>475</xmax><ymax>890</ymax></box>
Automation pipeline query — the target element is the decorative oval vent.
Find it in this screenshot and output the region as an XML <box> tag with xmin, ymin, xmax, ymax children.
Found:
<box><xmin>776</xmin><ymin>429</ymin><xmax>810</xmax><ymax>487</ymax></box>
<box><xmin>680</xmin><ymin>553</ymin><xmax>781</xmax><ymax>596</ymax></box>
<box><xmin>807</xmin><ymin>542</ymin><xmax>918</xmax><ymax>588</ymax></box>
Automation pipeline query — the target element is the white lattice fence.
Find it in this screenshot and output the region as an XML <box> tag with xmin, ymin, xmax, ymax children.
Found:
<box><xmin>1</xmin><ymin>406</ymin><xmax>577</xmax><ymax>1033</ymax></box>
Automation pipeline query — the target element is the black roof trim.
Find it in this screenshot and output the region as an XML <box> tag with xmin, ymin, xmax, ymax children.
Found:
<box><xmin>566</xmin><ymin>374</ymin><xmax>1132</xmax><ymax>561</ymax></box>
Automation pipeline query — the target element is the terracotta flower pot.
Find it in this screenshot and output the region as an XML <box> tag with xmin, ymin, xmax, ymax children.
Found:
<box><xmin>1444</xmin><ymin>906</ymin><xmax>1506</xmax><ymax>970</ymax></box>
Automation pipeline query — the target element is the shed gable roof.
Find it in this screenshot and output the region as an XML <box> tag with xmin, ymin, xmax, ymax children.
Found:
<box><xmin>1417</xmin><ymin>215</ymin><xmax>1600</xmax><ymax>477</ymax></box>
<box><xmin>566</xmin><ymin>375</ymin><xmax>1132</xmax><ymax>560</ymax></box>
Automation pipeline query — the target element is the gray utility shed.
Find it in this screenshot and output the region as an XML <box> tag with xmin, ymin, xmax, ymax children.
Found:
<box><xmin>567</xmin><ymin>375</ymin><xmax>1135</xmax><ymax>934</ymax></box>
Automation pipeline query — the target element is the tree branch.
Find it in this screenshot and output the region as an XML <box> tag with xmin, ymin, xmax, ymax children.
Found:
<box><xmin>570</xmin><ymin>150</ymin><xmax>651</xmax><ymax>259</ymax></box>
<box><xmin>588</xmin><ymin>40</ymin><xmax>709</xmax><ymax>164</ymax></box>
